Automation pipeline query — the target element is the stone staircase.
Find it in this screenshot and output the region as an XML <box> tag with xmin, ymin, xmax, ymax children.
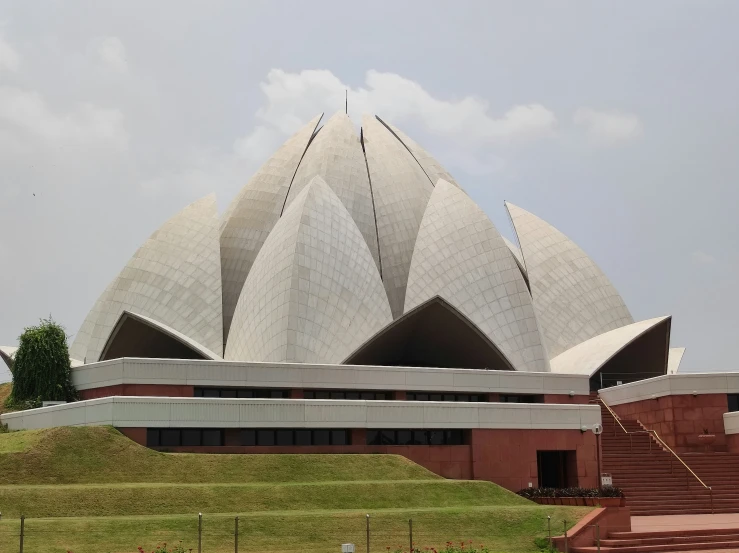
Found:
<box><xmin>572</xmin><ymin>528</ymin><xmax>739</xmax><ymax>552</ymax></box>
<box><xmin>597</xmin><ymin>400</ymin><xmax>739</xmax><ymax>516</ymax></box>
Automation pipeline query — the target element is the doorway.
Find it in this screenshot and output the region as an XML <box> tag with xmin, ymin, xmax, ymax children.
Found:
<box><xmin>537</xmin><ymin>450</ymin><xmax>576</xmax><ymax>488</ymax></box>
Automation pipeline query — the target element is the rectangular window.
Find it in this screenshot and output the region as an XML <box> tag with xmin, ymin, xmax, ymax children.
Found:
<box><xmin>257</xmin><ymin>430</ymin><xmax>275</xmax><ymax>446</ymax></box>
<box><xmin>295</xmin><ymin>430</ymin><xmax>312</xmax><ymax>445</ymax></box>
<box><xmin>181</xmin><ymin>429</ymin><xmax>201</xmax><ymax>446</ymax></box>
<box><xmin>314</xmin><ymin>430</ymin><xmax>331</xmax><ymax>445</ymax></box>
<box><xmin>366</xmin><ymin>430</ymin><xmax>382</xmax><ymax>445</ymax></box>
<box><xmin>729</xmin><ymin>394</ymin><xmax>739</xmax><ymax>413</ymax></box>
<box><xmin>240</xmin><ymin>430</ymin><xmax>256</xmax><ymax>446</ymax></box>
<box><xmin>331</xmin><ymin>430</ymin><xmax>349</xmax><ymax>445</ymax></box>
<box><xmin>381</xmin><ymin>430</ymin><xmax>396</xmax><ymax>445</ymax></box>
<box><xmin>413</xmin><ymin>430</ymin><xmax>427</xmax><ymax>445</ymax></box>
<box><xmin>147</xmin><ymin>429</ymin><xmax>160</xmax><ymax>446</ymax></box>
<box><xmin>303</xmin><ymin>391</ymin><xmax>315</xmax><ymax>399</ymax></box>
<box><xmin>276</xmin><ymin>430</ymin><xmax>294</xmax><ymax>446</ymax></box>
<box><xmin>203</xmin><ymin>389</ymin><xmax>220</xmax><ymax>398</ymax></box>
<box><xmin>202</xmin><ymin>430</ymin><xmax>222</xmax><ymax>447</ymax></box>
<box><xmin>194</xmin><ymin>387</ymin><xmax>289</xmax><ymax>398</ymax></box>
<box><xmin>396</xmin><ymin>430</ymin><xmax>412</xmax><ymax>445</ymax></box>
<box><xmin>160</xmin><ymin>429</ymin><xmax>181</xmax><ymax>447</ymax></box>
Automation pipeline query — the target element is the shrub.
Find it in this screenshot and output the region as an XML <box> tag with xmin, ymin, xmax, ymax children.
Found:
<box><xmin>517</xmin><ymin>486</ymin><xmax>623</xmax><ymax>498</ymax></box>
<box><xmin>386</xmin><ymin>541</ymin><xmax>490</xmax><ymax>553</ymax></box>
<box><xmin>7</xmin><ymin>317</ymin><xmax>77</xmax><ymax>409</ymax></box>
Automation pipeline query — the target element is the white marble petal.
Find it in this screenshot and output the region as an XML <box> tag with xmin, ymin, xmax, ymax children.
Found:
<box><xmin>506</xmin><ymin>202</ymin><xmax>634</xmax><ymax>358</ymax></box>
<box><xmin>549</xmin><ymin>316</ymin><xmax>670</xmax><ymax>376</ymax></box>
<box><xmin>225</xmin><ymin>176</ymin><xmax>392</xmax><ymax>363</ymax></box>
<box><xmin>361</xmin><ymin>114</ymin><xmax>434</xmax><ymax>318</ymax></box>
<box><xmin>667</xmin><ymin>347</ymin><xmax>686</xmax><ymax>375</ymax></box>
<box><xmin>285</xmin><ymin>112</ymin><xmax>380</xmax><ymax>270</ymax></box>
<box><xmin>405</xmin><ymin>180</ymin><xmax>549</xmax><ymax>372</ymax></box>
<box><xmin>70</xmin><ymin>194</ymin><xmax>223</xmax><ymax>362</ymax></box>
<box><xmin>376</xmin><ymin>116</ymin><xmax>461</xmax><ymax>189</ymax></box>
<box><xmin>219</xmin><ymin>114</ymin><xmax>323</xmax><ymax>339</ymax></box>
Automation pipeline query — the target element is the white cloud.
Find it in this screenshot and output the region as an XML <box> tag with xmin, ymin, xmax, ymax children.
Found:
<box><xmin>573</xmin><ymin>107</ymin><xmax>643</xmax><ymax>144</ymax></box>
<box><xmin>692</xmin><ymin>250</ymin><xmax>716</xmax><ymax>265</ymax></box>
<box><xmin>225</xmin><ymin>68</ymin><xmax>558</xmax><ymax>176</ymax></box>
<box><xmin>97</xmin><ymin>36</ymin><xmax>128</xmax><ymax>73</ymax></box>
<box><xmin>0</xmin><ymin>34</ymin><xmax>20</xmax><ymax>73</ymax></box>
<box><xmin>0</xmin><ymin>86</ymin><xmax>128</xmax><ymax>152</ymax></box>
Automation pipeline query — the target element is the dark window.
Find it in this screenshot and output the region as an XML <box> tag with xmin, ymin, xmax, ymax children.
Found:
<box><xmin>396</xmin><ymin>430</ymin><xmax>412</xmax><ymax>445</ymax></box>
<box><xmin>314</xmin><ymin>430</ymin><xmax>331</xmax><ymax>445</ymax></box>
<box><xmin>194</xmin><ymin>387</ymin><xmax>289</xmax><ymax>398</ymax></box>
<box><xmin>270</xmin><ymin>390</ymin><xmax>287</xmax><ymax>398</ymax></box>
<box><xmin>330</xmin><ymin>391</ymin><xmax>344</xmax><ymax>399</ymax></box>
<box><xmin>500</xmin><ymin>394</ymin><xmax>541</xmax><ymax>403</ymax></box>
<box><xmin>430</xmin><ymin>394</ymin><xmax>442</xmax><ymax>401</ymax></box>
<box><xmin>406</xmin><ymin>393</ymin><xmax>416</xmax><ymax>401</ymax></box>
<box><xmin>444</xmin><ymin>394</ymin><xmax>455</xmax><ymax>401</ymax></box>
<box><xmin>366</xmin><ymin>429</ymin><xmax>469</xmax><ymax>446</ymax></box>
<box><xmin>346</xmin><ymin>391</ymin><xmax>360</xmax><ymax>400</ymax></box>
<box><xmin>729</xmin><ymin>395</ymin><xmax>739</xmax><ymax>413</ymax></box>
<box><xmin>315</xmin><ymin>391</ymin><xmax>330</xmax><ymax>399</ymax></box>
<box><xmin>161</xmin><ymin>429</ymin><xmax>181</xmax><ymax>447</ymax></box>
<box><xmin>203</xmin><ymin>389</ymin><xmax>220</xmax><ymax>398</ymax></box>
<box><xmin>367</xmin><ymin>430</ymin><xmax>382</xmax><ymax>445</ymax></box>
<box><xmin>376</xmin><ymin>392</ymin><xmax>387</xmax><ymax>400</ymax></box>
<box><xmin>331</xmin><ymin>430</ymin><xmax>349</xmax><ymax>445</ymax></box>
<box><xmin>415</xmin><ymin>393</ymin><xmax>429</xmax><ymax>401</ymax></box>
<box><xmin>240</xmin><ymin>430</ymin><xmax>256</xmax><ymax>446</ymax></box>
<box><xmin>147</xmin><ymin>429</ymin><xmax>160</xmax><ymax>446</ymax></box>
<box><xmin>276</xmin><ymin>430</ymin><xmax>294</xmax><ymax>446</ymax></box>
<box><xmin>181</xmin><ymin>429</ymin><xmax>201</xmax><ymax>446</ymax></box>
<box><xmin>295</xmin><ymin>430</ymin><xmax>312</xmax><ymax>445</ymax></box>
<box><xmin>257</xmin><ymin>430</ymin><xmax>275</xmax><ymax>446</ymax></box>
<box><xmin>303</xmin><ymin>391</ymin><xmax>315</xmax><ymax>399</ymax></box>
<box><xmin>202</xmin><ymin>430</ymin><xmax>222</xmax><ymax>447</ymax></box>
<box><xmin>238</xmin><ymin>390</ymin><xmax>254</xmax><ymax>398</ymax></box>
<box><xmin>220</xmin><ymin>390</ymin><xmax>237</xmax><ymax>398</ymax></box>
<box><xmin>413</xmin><ymin>430</ymin><xmax>427</xmax><ymax>445</ymax></box>
<box><xmin>194</xmin><ymin>389</ymin><xmax>204</xmax><ymax>397</ymax></box>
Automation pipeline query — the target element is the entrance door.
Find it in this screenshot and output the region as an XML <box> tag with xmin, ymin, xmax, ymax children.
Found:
<box><xmin>537</xmin><ymin>451</ymin><xmax>576</xmax><ymax>488</ymax></box>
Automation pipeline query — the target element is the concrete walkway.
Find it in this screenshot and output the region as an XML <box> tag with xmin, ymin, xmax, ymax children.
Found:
<box><xmin>632</xmin><ymin>513</ymin><xmax>739</xmax><ymax>532</ymax></box>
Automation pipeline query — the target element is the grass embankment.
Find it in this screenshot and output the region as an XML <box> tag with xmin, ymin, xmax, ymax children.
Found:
<box><xmin>0</xmin><ymin>381</ymin><xmax>11</xmax><ymax>414</ymax></box>
<box><xmin>0</xmin><ymin>426</ymin><xmax>591</xmax><ymax>553</ymax></box>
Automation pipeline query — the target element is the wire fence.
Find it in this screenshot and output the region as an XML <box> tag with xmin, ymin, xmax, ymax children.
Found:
<box><xmin>0</xmin><ymin>512</ymin><xmax>578</xmax><ymax>553</ymax></box>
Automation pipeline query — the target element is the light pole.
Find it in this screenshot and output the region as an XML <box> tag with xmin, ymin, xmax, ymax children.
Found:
<box><xmin>593</xmin><ymin>423</ymin><xmax>603</xmax><ymax>491</ymax></box>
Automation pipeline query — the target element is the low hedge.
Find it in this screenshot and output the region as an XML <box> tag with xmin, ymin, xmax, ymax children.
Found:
<box><xmin>516</xmin><ymin>485</ymin><xmax>624</xmax><ymax>499</ymax></box>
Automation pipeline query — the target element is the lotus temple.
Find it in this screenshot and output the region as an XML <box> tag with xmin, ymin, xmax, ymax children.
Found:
<box><xmin>4</xmin><ymin>112</ymin><xmax>739</xmax><ymax>516</ymax></box>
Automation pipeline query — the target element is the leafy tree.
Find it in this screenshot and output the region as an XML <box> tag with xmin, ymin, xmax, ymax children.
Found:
<box><xmin>8</xmin><ymin>317</ymin><xmax>77</xmax><ymax>408</ymax></box>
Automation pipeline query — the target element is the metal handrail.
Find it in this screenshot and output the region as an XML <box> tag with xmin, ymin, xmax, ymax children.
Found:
<box><xmin>596</xmin><ymin>396</ymin><xmax>713</xmax><ymax>513</ymax></box>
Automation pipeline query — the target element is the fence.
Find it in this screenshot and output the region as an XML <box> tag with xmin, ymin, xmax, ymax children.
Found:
<box><xmin>0</xmin><ymin>512</ymin><xmax>573</xmax><ymax>553</ymax></box>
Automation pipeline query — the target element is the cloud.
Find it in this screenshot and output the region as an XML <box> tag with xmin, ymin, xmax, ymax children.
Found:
<box><xmin>0</xmin><ymin>86</ymin><xmax>128</xmax><ymax>152</ymax></box>
<box><xmin>573</xmin><ymin>107</ymin><xmax>643</xmax><ymax>144</ymax></box>
<box><xmin>691</xmin><ymin>250</ymin><xmax>716</xmax><ymax>265</ymax></box>
<box><xmin>0</xmin><ymin>34</ymin><xmax>20</xmax><ymax>73</ymax></box>
<box><xmin>225</xmin><ymin>69</ymin><xmax>558</xmax><ymax>177</ymax></box>
<box><xmin>97</xmin><ymin>36</ymin><xmax>128</xmax><ymax>73</ymax></box>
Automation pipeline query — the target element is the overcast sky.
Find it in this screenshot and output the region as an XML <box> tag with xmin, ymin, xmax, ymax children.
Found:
<box><xmin>1</xmin><ymin>1</ymin><xmax>738</xmax><ymax>382</ymax></box>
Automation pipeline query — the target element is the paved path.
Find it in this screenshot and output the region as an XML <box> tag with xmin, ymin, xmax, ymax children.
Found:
<box><xmin>633</xmin><ymin>512</ymin><xmax>739</xmax><ymax>531</ymax></box>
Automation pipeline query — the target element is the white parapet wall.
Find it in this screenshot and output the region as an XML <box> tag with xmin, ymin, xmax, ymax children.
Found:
<box><xmin>0</xmin><ymin>396</ymin><xmax>601</xmax><ymax>431</ymax></box>
<box><xmin>71</xmin><ymin>358</ymin><xmax>591</xmax><ymax>395</ymax></box>
<box><xmin>724</xmin><ymin>411</ymin><xmax>739</xmax><ymax>435</ymax></box>
<box><xmin>599</xmin><ymin>372</ymin><xmax>739</xmax><ymax>406</ymax></box>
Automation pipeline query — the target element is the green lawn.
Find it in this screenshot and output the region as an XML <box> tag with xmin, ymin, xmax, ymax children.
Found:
<box><xmin>0</xmin><ymin>424</ymin><xmax>591</xmax><ymax>552</ymax></box>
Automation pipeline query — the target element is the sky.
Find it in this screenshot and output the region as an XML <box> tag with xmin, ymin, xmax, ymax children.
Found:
<box><xmin>1</xmin><ymin>1</ymin><xmax>738</xmax><ymax>382</ymax></box>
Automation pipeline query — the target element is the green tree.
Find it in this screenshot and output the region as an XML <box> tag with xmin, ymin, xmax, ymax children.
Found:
<box><xmin>8</xmin><ymin>317</ymin><xmax>78</xmax><ymax>408</ymax></box>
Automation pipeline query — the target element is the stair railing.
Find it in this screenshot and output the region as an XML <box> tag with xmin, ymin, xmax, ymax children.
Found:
<box><xmin>596</xmin><ymin>397</ymin><xmax>713</xmax><ymax>513</ymax></box>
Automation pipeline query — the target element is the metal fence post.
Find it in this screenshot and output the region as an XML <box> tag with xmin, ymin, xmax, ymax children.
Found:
<box><xmin>235</xmin><ymin>516</ymin><xmax>239</xmax><ymax>553</ymax></box>
<box><xmin>198</xmin><ymin>513</ymin><xmax>202</xmax><ymax>553</ymax></box>
<box><xmin>563</xmin><ymin>520</ymin><xmax>568</xmax><ymax>553</ymax></box>
<box><xmin>366</xmin><ymin>514</ymin><xmax>370</xmax><ymax>553</ymax></box>
<box><xmin>409</xmin><ymin>519</ymin><xmax>413</xmax><ymax>553</ymax></box>
<box><xmin>596</xmin><ymin>524</ymin><xmax>600</xmax><ymax>553</ymax></box>
<box><xmin>547</xmin><ymin>516</ymin><xmax>551</xmax><ymax>547</ymax></box>
<box><xmin>19</xmin><ymin>515</ymin><xmax>25</xmax><ymax>553</ymax></box>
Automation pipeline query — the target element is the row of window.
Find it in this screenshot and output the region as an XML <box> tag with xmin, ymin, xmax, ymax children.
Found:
<box><xmin>406</xmin><ymin>392</ymin><xmax>485</xmax><ymax>402</ymax></box>
<box><xmin>728</xmin><ymin>394</ymin><xmax>739</xmax><ymax>412</ymax></box>
<box><xmin>146</xmin><ymin>428</ymin><xmax>352</xmax><ymax>447</ymax></box>
<box><xmin>192</xmin><ymin>388</ymin><xmax>542</xmax><ymax>404</ymax></box>
<box><xmin>194</xmin><ymin>388</ymin><xmax>290</xmax><ymax>398</ymax></box>
<box><xmin>147</xmin><ymin>428</ymin><xmax>224</xmax><ymax>447</ymax></box>
<box><xmin>303</xmin><ymin>390</ymin><xmax>391</xmax><ymax>400</ymax></box>
<box><xmin>145</xmin><ymin>428</ymin><xmax>468</xmax><ymax>447</ymax></box>
<box><xmin>366</xmin><ymin>429</ymin><xmax>467</xmax><ymax>446</ymax></box>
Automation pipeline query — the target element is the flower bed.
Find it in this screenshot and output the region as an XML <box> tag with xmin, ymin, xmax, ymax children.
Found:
<box><xmin>516</xmin><ymin>486</ymin><xmax>625</xmax><ymax>507</ymax></box>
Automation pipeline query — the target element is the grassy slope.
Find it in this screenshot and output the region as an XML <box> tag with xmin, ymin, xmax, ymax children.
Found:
<box><xmin>0</xmin><ymin>382</ymin><xmax>11</xmax><ymax>414</ymax></box>
<box><xmin>0</xmin><ymin>426</ymin><xmax>591</xmax><ymax>553</ymax></box>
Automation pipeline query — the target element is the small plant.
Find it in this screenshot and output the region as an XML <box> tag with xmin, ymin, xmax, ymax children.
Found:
<box><xmin>385</xmin><ymin>540</ymin><xmax>489</xmax><ymax>553</ymax></box>
<box><xmin>517</xmin><ymin>486</ymin><xmax>623</xmax><ymax>498</ymax></box>
<box><xmin>598</xmin><ymin>485</ymin><xmax>624</xmax><ymax>498</ymax></box>
<box><xmin>136</xmin><ymin>542</ymin><xmax>189</xmax><ymax>553</ymax></box>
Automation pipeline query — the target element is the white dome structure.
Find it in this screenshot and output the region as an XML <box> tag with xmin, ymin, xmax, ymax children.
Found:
<box><xmin>19</xmin><ymin>111</ymin><xmax>676</xmax><ymax>385</ymax></box>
